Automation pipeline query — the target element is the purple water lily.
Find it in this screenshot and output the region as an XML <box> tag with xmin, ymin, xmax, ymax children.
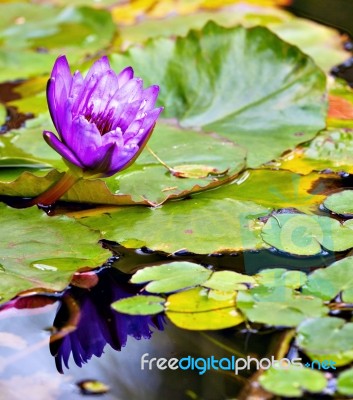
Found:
<box><xmin>0</xmin><ymin>267</ymin><xmax>165</xmax><ymax>373</ymax></box>
<box><xmin>30</xmin><ymin>55</ymin><xmax>163</xmax><ymax>206</ymax></box>
<box><xmin>50</xmin><ymin>268</ymin><xmax>165</xmax><ymax>373</ymax></box>
<box><xmin>44</xmin><ymin>55</ymin><xmax>163</xmax><ymax>178</ymax></box>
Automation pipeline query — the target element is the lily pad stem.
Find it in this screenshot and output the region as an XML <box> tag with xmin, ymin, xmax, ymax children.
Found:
<box><xmin>31</xmin><ymin>170</ymin><xmax>82</xmax><ymax>207</ymax></box>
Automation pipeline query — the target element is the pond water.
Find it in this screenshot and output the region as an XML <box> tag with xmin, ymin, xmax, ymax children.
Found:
<box><xmin>0</xmin><ymin>261</ymin><xmax>276</xmax><ymax>400</ymax></box>
<box><xmin>0</xmin><ymin>239</ymin><xmax>347</xmax><ymax>399</ymax></box>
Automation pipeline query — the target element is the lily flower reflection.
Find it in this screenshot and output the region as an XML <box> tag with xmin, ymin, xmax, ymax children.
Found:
<box><xmin>0</xmin><ymin>267</ymin><xmax>165</xmax><ymax>373</ymax></box>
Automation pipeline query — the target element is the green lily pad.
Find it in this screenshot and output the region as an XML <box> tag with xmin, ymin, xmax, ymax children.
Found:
<box><xmin>130</xmin><ymin>262</ymin><xmax>212</xmax><ymax>293</ymax></box>
<box><xmin>165</xmin><ymin>287</ymin><xmax>244</xmax><ymax>330</ymax></box>
<box><xmin>0</xmin><ymin>203</ymin><xmax>109</xmax><ymax>303</ymax></box>
<box><xmin>7</xmin><ymin>77</ymin><xmax>48</xmax><ymax>116</ymax></box>
<box><xmin>337</xmin><ymin>368</ymin><xmax>353</xmax><ymax>396</ymax></box>
<box><xmin>196</xmin><ymin>168</ymin><xmax>326</xmax><ymax>213</ymax></box>
<box><xmin>0</xmin><ymin>120</ymin><xmax>246</xmax><ymax>205</ymax></box>
<box><xmin>119</xmin><ymin>4</ymin><xmax>346</xmax><ymax>72</ymax></box>
<box><xmin>78</xmin><ymin>196</ymin><xmax>269</xmax><ymax>254</ymax></box>
<box><xmin>323</xmin><ymin>190</ymin><xmax>353</xmax><ymax>216</ymax></box>
<box><xmin>279</xmin><ymin>129</ymin><xmax>353</xmax><ymax>175</ymax></box>
<box><xmin>296</xmin><ymin>317</ymin><xmax>353</xmax><ymax>366</ymax></box>
<box><xmin>303</xmin><ymin>256</ymin><xmax>353</xmax><ymax>302</ymax></box>
<box><xmin>237</xmin><ymin>286</ymin><xmax>327</xmax><ymax>327</ymax></box>
<box><xmin>110</xmin><ymin>123</ymin><xmax>246</xmax><ymax>204</ymax></box>
<box><xmin>112</xmin><ymin>22</ymin><xmax>326</xmax><ymax>167</ymax></box>
<box><xmin>261</xmin><ymin>214</ymin><xmax>353</xmax><ymax>256</ymax></box>
<box><xmin>0</xmin><ymin>103</ymin><xmax>5</xmax><ymax>126</ymax></box>
<box><xmin>202</xmin><ymin>271</ymin><xmax>255</xmax><ymax>292</ymax></box>
<box><xmin>259</xmin><ymin>366</ymin><xmax>327</xmax><ymax>397</ymax></box>
<box><xmin>111</xmin><ymin>295</ymin><xmax>165</xmax><ymax>316</ymax></box>
<box><xmin>256</xmin><ymin>268</ymin><xmax>307</xmax><ymax>289</ymax></box>
<box><xmin>0</xmin><ymin>4</ymin><xmax>115</xmax><ymax>82</ymax></box>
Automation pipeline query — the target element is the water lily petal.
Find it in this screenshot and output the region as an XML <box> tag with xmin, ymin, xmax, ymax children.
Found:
<box><xmin>85</xmin><ymin>70</ymin><xmax>119</xmax><ymax>120</ymax></box>
<box><xmin>43</xmin><ymin>131</ymin><xmax>84</xmax><ymax>168</ymax></box>
<box><xmin>69</xmin><ymin>117</ymin><xmax>103</xmax><ymax>166</ymax></box>
<box><xmin>107</xmin><ymin>142</ymin><xmax>139</xmax><ymax>174</ymax></box>
<box><xmin>135</xmin><ymin>108</ymin><xmax>164</xmax><ymax>141</ymax></box>
<box><xmin>114</xmin><ymin>98</ymin><xmax>142</xmax><ymax>133</ymax></box>
<box><xmin>116</xmin><ymin>78</ymin><xmax>143</xmax><ymax>104</ymax></box>
<box><xmin>117</xmin><ymin>66</ymin><xmax>133</xmax><ymax>88</ymax></box>
<box><xmin>101</xmin><ymin>127</ymin><xmax>124</xmax><ymax>148</ymax></box>
<box><xmin>44</xmin><ymin>56</ymin><xmax>163</xmax><ymax>177</ymax></box>
<box><xmin>51</xmin><ymin>55</ymin><xmax>72</xmax><ymax>94</ymax></box>
<box><xmin>137</xmin><ymin>85</ymin><xmax>160</xmax><ymax>116</ymax></box>
<box><xmin>69</xmin><ymin>70</ymin><xmax>84</xmax><ymax>100</ymax></box>
<box><xmin>84</xmin><ymin>55</ymin><xmax>111</xmax><ymax>84</ymax></box>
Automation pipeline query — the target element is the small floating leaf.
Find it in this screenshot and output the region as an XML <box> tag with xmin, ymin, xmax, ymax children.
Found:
<box><xmin>296</xmin><ymin>317</ymin><xmax>353</xmax><ymax>366</ymax></box>
<box><xmin>303</xmin><ymin>256</ymin><xmax>353</xmax><ymax>302</ymax></box>
<box><xmin>261</xmin><ymin>214</ymin><xmax>353</xmax><ymax>255</ymax></box>
<box><xmin>130</xmin><ymin>262</ymin><xmax>212</xmax><ymax>293</ymax></box>
<box><xmin>111</xmin><ymin>295</ymin><xmax>165</xmax><ymax>316</ymax></box>
<box><xmin>77</xmin><ymin>380</ymin><xmax>110</xmax><ymax>395</ymax></box>
<box><xmin>237</xmin><ymin>286</ymin><xmax>327</xmax><ymax>327</ymax></box>
<box><xmin>337</xmin><ymin>369</ymin><xmax>353</xmax><ymax>396</ymax></box>
<box><xmin>166</xmin><ymin>287</ymin><xmax>244</xmax><ymax>330</ymax></box>
<box><xmin>259</xmin><ymin>366</ymin><xmax>327</xmax><ymax>397</ymax></box>
<box><xmin>323</xmin><ymin>190</ymin><xmax>353</xmax><ymax>216</ymax></box>
<box><xmin>256</xmin><ymin>268</ymin><xmax>307</xmax><ymax>289</ymax></box>
<box><xmin>203</xmin><ymin>271</ymin><xmax>255</xmax><ymax>292</ymax></box>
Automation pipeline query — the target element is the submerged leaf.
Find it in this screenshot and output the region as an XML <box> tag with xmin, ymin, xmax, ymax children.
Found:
<box><xmin>279</xmin><ymin>129</ymin><xmax>353</xmax><ymax>175</ymax></box>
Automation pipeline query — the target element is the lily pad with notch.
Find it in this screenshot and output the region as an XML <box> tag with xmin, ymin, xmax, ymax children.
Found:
<box><xmin>261</xmin><ymin>213</ymin><xmax>353</xmax><ymax>256</ymax></box>
<box><xmin>112</xmin><ymin>22</ymin><xmax>327</xmax><ymax>168</ymax></box>
<box><xmin>130</xmin><ymin>261</ymin><xmax>212</xmax><ymax>293</ymax></box>
<box><xmin>165</xmin><ymin>287</ymin><xmax>244</xmax><ymax>330</ymax></box>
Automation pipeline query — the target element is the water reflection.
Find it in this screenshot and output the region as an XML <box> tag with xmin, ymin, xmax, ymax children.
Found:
<box><xmin>0</xmin><ymin>267</ymin><xmax>165</xmax><ymax>373</ymax></box>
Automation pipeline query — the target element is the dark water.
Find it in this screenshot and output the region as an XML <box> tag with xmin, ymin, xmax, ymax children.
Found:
<box><xmin>0</xmin><ymin>241</ymin><xmax>346</xmax><ymax>400</ymax></box>
<box><xmin>0</xmin><ymin>262</ymin><xmax>279</xmax><ymax>400</ymax></box>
